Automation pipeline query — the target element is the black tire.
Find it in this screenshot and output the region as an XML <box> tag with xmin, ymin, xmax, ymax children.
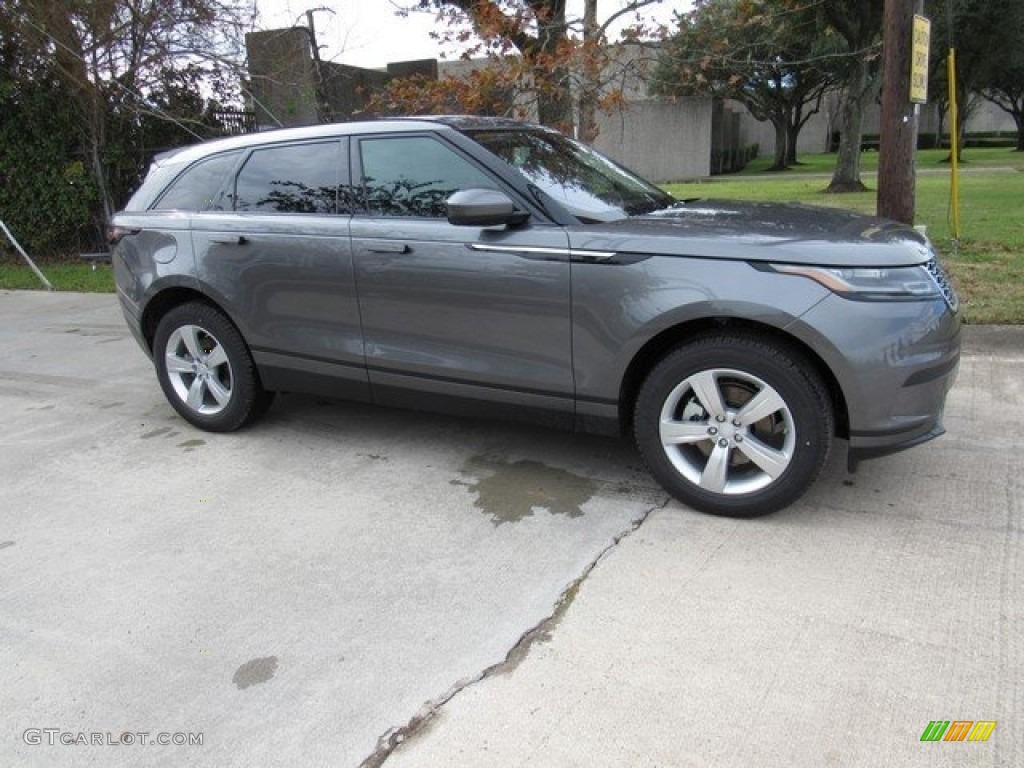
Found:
<box><xmin>634</xmin><ymin>334</ymin><xmax>832</xmax><ymax>517</ymax></box>
<box><xmin>153</xmin><ymin>302</ymin><xmax>274</xmax><ymax>432</ymax></box>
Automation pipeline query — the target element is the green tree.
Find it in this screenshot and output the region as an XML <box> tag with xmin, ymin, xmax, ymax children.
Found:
<box><xmin>925</xmin><ymin>0</ymin><xmax>999</xmax><ymax>159</ymax></box>
<box><xmin>653</xmin><ymin>0</ymin><xmax>836</xmax><ymax>171</ymax></box>
<box><xmin>972</xmin><ymin>0</ymin><xmax>1024</xmax><ymax>151</ymax></box>
<box><xmin>0</xmin><ymin>21</ymin><xmax>99</xmax><ymax>255</ymax></box>
<box><xmin>980</xmin><ymin>62</ymin><xmax>1024</xmax><ymax>152</ymax></box>
<box><xmin>822</xmin><ymin>0</ymin><xmax>884</xmax><ymax>192</ymax></box>
<box><xmin>17</xmin><ymin>0</ymin><xmax>250</xmax><ymax>219</ymax></box>
<box><xmin>0</xmin><ymin>0</ymin><xmax>250</xmax><ymax>255</ymax></box>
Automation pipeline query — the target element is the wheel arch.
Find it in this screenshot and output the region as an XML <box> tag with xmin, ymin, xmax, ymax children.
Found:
<box><xmin>140</xmin><ymin>287</ymin><xmax>233</xmax><ymax>354</ymax></box>
<box><xmin>618</xmin><ymin>317</ymin><xmax>850</xmax><ymax>440</ymax></box>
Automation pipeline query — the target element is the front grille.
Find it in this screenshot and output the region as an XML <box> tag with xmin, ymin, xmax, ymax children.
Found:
<box><xmin>924</xmin><ymin>257</ymin><xmax>959</xmax><ymax>311</ymax></box>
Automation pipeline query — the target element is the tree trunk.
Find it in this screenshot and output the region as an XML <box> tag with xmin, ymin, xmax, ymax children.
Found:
<box><xmin>577</xmin><ymin>87</ymin><xmax>598</xmax><ymax>144</ymax></box>
<box><xmin>577</xmin><ymin>0</ymin><xmax>600</xmax><ymax>143</ymax></box>
<box><xmin>1015</xmin><ymin>112</ymin><xmax>1024</xmax><ymax>151</ymax></box>
<box><xmin>785</xmin><ymin>122</ymin><xmax>799</xmax><ymax>167</ymax></box>
<box><xmin>771</xmin><ymin>120</ymin><xmax>788</xmax><ymax>170</ymax></box>
<box><xmin>934</xmin><ymin>101</ymin><xmax>947</xmax><ymax>149</ymax></box>
<box><xmin>536</xmin><ymin>81</ymin><xmax>574</xmax><ymax>131</ymax></box>
<box><xmin>784</xmin><ymin>101</ymin><xmax>802</xmax><ymax>166</ymax></box>
<box><xmin>828</xmin><ymin>57</ymin><xmax>871</xmax><ymax>192</ymax></box>
<box><xmin>532</xmin><ymin>0</ymin><xmax>573</xmax><ymax>132</ymax></box>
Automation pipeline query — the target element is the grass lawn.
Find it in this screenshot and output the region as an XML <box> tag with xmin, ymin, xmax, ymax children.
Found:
<box><xmin>0</xmin><ymin>262</ymin><xmax>114</xmax><ymax>293</ymax></box>
<box><xmin>2</xmin><ymin>148</ymin><xmax>1021</xmax><ymax>322</ymax></box>
<box><xmin>664</xmin><ymin>147</ymin><xmax>1024</xmax><ymax>324</ymax></box>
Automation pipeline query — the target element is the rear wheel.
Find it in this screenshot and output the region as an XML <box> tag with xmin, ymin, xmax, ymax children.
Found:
<box><xmin>153</xmin><ymin>302</ymin><xmax>273</xmax><ymax>432</ymax></box>
<box><xmin>634</xmin><ymin>334</ymin><xmax>832</xmax><ymax>517</ymax></box>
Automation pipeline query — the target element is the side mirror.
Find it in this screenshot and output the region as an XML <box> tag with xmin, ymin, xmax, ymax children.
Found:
<box><xmin>447</xmin><ymin>189</ymin><xmax>529</xmax><ymax>228</ymax></box>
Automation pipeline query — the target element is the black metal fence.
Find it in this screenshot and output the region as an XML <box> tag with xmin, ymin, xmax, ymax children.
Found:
<box><xmin>213</xmin><ymin>109</ymin><xmax>257</xmax><ymax>135</ymax></box>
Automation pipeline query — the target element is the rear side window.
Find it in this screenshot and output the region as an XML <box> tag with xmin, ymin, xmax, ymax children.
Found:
<box><xmin>232</xmin><ymin>141</ymin><xmax>341</xmax><ymax>214</ymax></box>
<box><xmin>359</xmin><ymin>136</ymin><xmax>495</xmax><ymax>218</ymax></box>
<box><xmin>152</xmin><ymin>151</ymin><xmax>240</xmax><ymax>211</ymax></box>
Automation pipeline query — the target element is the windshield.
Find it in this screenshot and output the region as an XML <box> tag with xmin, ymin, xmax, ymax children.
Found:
<box><xmin>466</xmin><ymin>129</ymin><xmax>676</xmax><ymax>222</ymax></box>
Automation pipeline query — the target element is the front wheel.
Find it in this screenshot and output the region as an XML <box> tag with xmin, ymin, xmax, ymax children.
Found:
<box><xmin>153</xmin><ymin>302</ymin><xmax>273</xmax><ymax>432</ymax></box>
<box><xmin>634</xmin><ymin>335</ymin><xmax>833</xmax><ymax>517</ymax></box>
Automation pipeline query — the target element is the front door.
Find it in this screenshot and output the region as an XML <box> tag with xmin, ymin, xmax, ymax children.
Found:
<box><xmin>350</xmin><ymin>133</ymin><xmax>574</xmax><ymax>420</ymax></box>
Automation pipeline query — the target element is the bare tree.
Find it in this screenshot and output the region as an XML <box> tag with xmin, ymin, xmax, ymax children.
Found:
<box><xmin>19</xmin><ymin>0</ymin><xmax>253</xmax><ymax>217</ymax></box>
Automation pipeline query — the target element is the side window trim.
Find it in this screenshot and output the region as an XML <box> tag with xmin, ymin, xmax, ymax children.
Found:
<box><xmin>348</xmin><ymin>137</ymin><xmax>367</xmax><ymax>214</ymax></box>
<box><xmin>337</xmin><ymin>136</ymin><xmax>355</xmax><ymax>214</ymax></box>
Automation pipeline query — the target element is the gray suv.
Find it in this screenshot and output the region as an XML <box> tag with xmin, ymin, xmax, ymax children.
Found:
<box><xmin>110</xmin><ymin>116</ymin><xmax>961</xmax><ymax>517</ymax></box>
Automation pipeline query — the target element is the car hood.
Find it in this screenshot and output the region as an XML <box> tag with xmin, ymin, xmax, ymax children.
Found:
<box><xmin>569</xmin><ymin>200</ymin><xmax>935</xmax><ymax>268</ymax></box>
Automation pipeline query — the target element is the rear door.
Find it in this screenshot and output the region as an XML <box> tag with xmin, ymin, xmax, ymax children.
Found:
<box><xmin>350</xmin><ymin>132</ymin><xmax>574</xmax><ymax>420</ymax></box>
<box><xmin>191</xmin><ymin>138</ymin><xmax>369</xmax><ymax>400</ymax></box>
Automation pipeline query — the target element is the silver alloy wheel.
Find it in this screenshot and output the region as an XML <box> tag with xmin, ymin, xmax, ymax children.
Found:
<box><xmin>163</xmin><ymin>324</ymin><xmax>234</xmax><ymax>416</ymax></box>
<box><xmin>659</xmin><ymin>368</ymin><xmax>796</xmax><ymax>495</ymax></box>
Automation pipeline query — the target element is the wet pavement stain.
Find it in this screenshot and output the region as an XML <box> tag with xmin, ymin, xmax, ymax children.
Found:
<box><xmin>453</xmin><ymin>455</ymin><xmax>597</xmax><ymax>525</ymax></box>
<box><xmin>0</xmin><ymin>541</ymin><xmax>14</xmax><ymax>550</ymax></box>
<box><xmin>233</xmin><ymin>656</ymin><xmax>278</xmax><ymax>690</ymax></box>
<box><xmin>178</xmin><ymin>439</ymin><xmax>205</xmax><ymax>451</ymax></box>
<box><xmin>141</xmin><ymin>427</ymin><xmax>173</xmax><ymax>439</ymax></box>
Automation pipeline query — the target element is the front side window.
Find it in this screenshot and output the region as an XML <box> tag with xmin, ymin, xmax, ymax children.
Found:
<box><xmin>153</xmin><ymin>151</ymin><xmax>240</xmax><ymax>211</ymax></box>
<box><xmin>359</xmin><ymin>136</ymin><xmax>496</xmax><ymax>218</ymax></box>
<box><xmin>233</xmin><ymin>141</ymin><xmax>340</xmax><ymax>214</ymax></box>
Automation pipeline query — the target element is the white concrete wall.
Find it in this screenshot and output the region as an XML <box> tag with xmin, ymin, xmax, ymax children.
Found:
<box><xmin>735</xmin><ymin>91</ymin><xmax>1017</xmax><ymax>160</ymax></box>
<box><xmin>439</xmin><ymin>48</ymin><xmax>712</xmax><ymax>182</ymax></box>
<box><xmin>594</xmin><ymin>98</ymin><xmax>713</xmax><ymax>182</ymax></box>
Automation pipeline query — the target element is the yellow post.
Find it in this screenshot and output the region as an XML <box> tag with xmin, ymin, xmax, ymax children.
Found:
<box><xmin>947</xmin><ymin>49</ymin><xmax>961</xmax><ymax>241</ymax></box>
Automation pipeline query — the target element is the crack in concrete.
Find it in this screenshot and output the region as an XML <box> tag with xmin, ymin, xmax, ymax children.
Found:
<box><xmin>357</xmin><ymin>496</ymin><xmax>670</xmax><ymax>768</ymax></box>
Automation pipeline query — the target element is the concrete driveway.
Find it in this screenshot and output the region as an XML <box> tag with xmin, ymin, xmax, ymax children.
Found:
<box><xmin>1</xmin><ymin>291</ymin><xmax>1020</xmax><ymax>768</ymax></box>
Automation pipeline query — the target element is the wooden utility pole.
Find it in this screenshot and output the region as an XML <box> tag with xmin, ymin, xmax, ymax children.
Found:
<box><xmin>877</xmin><ymin>0</ymin><xmax>924</xmax><ymax>224</ymax></box>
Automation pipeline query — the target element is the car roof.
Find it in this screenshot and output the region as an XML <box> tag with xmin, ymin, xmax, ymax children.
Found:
<box><xmin>153</xmin><ymin>116</ymin><xmax>547</xmax><ymax>169</ymax></box>
<box><xmin>407</xmin><ymin>115</ymin><xmax>542</xmax><ymax>131</ymax></box>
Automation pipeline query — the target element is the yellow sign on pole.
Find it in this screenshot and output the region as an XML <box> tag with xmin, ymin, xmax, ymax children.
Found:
<box><xmin>911</xmin><ymin>15</ymin><xmax>931</xmax><ymax>104</ymax></box>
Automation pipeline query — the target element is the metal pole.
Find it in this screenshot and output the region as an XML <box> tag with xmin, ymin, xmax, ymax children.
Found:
<box><xmin>947</xmin><ymin>49</ymin><xmax>961</xmax><ymax>242</ymax></box>
<box><xmin>0</xmin><ymin>220</ymin><xmax>54</xmax><ymax>291</ymax></box>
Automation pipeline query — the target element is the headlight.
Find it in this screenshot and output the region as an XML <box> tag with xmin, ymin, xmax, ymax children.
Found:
<box><xmin>769</xmin><ymin>264</ymin><xmax>943</xmax><ymax>301</ymax></box>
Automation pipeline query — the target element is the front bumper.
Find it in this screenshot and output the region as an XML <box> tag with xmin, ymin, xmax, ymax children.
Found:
<box><xmin>792</xmin><ymin>293</ymin><xmax>961</xmax><ymax>468</ymax></box>
<box><xmin>846</xmin><ymin>412</ymin><xmax>948</xmax><ymax>471</ymax></box>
